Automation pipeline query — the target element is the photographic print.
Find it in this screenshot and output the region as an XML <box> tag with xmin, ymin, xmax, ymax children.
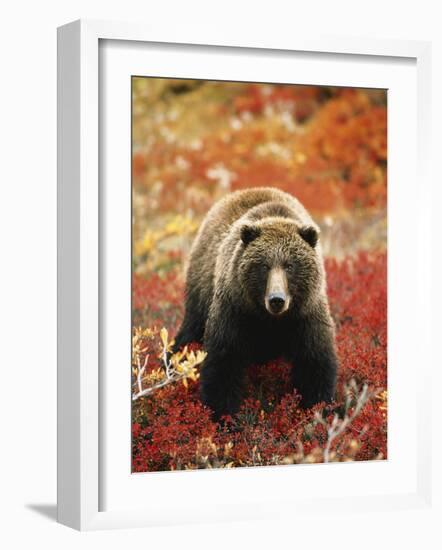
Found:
<box><xmin>131</xmin><ymin>78</ymin><xmax>387</xmax><ymax>472</ymax></box>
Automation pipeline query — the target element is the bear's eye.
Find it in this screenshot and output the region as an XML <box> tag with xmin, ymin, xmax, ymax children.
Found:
<box><xmin>285</xmin><ymin>263</ymin><xmax>295</xmax><ymax>272</ymax></box>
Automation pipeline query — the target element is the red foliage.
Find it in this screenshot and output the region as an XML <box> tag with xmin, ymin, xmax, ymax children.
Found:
<box><xmin>132</xmin><ymin>252</ymin><xmax>387</xmax><ymax>471</ymax></box>
<box><xmin>233</xmin><ymin>83</ymin><xmax>324</xmax><ymax>121</ymax></box>
<box><xmin>132</xmin><ymin>87</ymin><xmax>386</xmax><ymax>217</ymax></box>
<box><xmin>132</xmin><ymin>271</ymin><xmax>184</xmax><ymax>332</ymax></box>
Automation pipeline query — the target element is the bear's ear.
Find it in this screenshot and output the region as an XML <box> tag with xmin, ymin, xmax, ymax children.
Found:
<box><xmin>240</xmin><ymin>224</ymin><xmax>262</xmax><ymax>245</ymax></box>
<box><xmin>299</xmin><ymin>225</ymin><xmax>319</xmax><ymax>248</ymax></box>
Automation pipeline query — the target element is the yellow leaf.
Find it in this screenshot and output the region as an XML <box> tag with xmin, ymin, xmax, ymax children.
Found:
<box><xmin>160</xmin><ymin>327</ymin><xmax>168</xmax><ymax>348</ymax></box>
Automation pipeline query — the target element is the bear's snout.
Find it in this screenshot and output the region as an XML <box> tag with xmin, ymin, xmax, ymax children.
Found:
<box><xmin>265</xmin><ymin>267</ymin><xmax>290</xmax><ymax>316</ymax></box>
<box><xmin>268</xmin><ymin>292</ymin><xmax>286</xmax><ymax>314</ymax></box>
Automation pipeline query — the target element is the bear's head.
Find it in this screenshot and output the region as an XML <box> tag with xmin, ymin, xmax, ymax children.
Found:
<box><xmin>238</xmin><ymin>218</ymin><xmax>321</xmax><ymax>317</ymax></box>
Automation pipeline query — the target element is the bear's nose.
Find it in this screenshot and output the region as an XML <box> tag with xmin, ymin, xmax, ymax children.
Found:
<box><xmin>268</xmin><ymin>292</ymin><xmax>286</xmax><ymax>314</ymax></box>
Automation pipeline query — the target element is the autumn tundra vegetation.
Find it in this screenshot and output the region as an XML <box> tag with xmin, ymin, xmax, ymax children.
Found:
<box><xmin>131</xmin><ymin>79</ymin><xmax>387</xmax><ymax>472</ymax></box>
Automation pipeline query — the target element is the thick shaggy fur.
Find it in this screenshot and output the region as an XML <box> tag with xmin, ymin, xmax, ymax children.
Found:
<box><xmin>174</xmin><ymin>187</ymin><xmax>338</xmax><ymax>418</ymax></box>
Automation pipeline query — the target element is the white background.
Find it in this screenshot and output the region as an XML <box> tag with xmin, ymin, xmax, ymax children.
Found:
<box><xmin>0</xmin><ymin>1</ymin><xmax>440</xmax><ymax>548</ymax></box>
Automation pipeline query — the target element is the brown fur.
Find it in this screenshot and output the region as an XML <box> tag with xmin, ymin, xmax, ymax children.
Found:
<box><xmin>174</xmin><ymin>187</ymin><xmax>338</xmax><ymax>418</ymax></box>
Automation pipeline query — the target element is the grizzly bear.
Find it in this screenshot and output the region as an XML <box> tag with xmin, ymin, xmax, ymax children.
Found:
<box><xmin>173</xmin><ymin>187</ymin><xmax>338</xmax><ymax>418</ymax></box>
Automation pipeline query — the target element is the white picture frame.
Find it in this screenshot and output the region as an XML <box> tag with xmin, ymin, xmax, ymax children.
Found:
<box><xmin>57</xmin><ymin>19</ymin><xmax>432</xmax><ymax>531</ymax></box>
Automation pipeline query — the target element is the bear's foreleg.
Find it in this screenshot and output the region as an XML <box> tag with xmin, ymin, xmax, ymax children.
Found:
<box><xmin>289</xmin><ymin>310</ymin><xmax>338</xmax><ymax>408</ymax></box>
<box><xmin>200</xmin><ymin>298</ymin><xmax>248</xmax><ymax>419</ymax></box>
<box><xmin>200</xmin><ymin>353</ymin><xmax>246</xmax><ymax>419</ymax></box>
<box><xmin>173</xmin><ymin>287</ymin><xmax>207</xmax><ymax>352</ymax></box>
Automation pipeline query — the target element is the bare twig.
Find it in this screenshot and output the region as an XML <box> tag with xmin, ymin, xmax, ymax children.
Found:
<box><xmin>316</xmin><ymin>380</ymin><xmax>373</xmax><ymax>462</ymax></box>
<box><xmin>136</xmin><ymin>354</ymin><xmax>149</xmax><ymax>396</ymax></box>
<box><xmin>132</xmin><ymin>374</ymin><xmax>181</xmax><ymax>400</ymax></box>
